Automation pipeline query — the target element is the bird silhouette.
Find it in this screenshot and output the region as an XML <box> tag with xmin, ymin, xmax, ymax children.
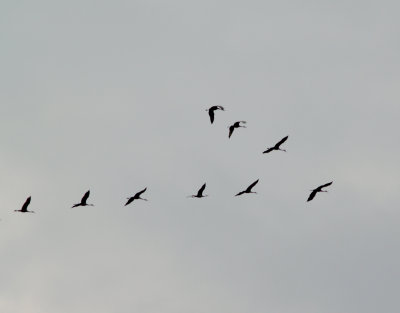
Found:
<box><xmin>14</xmin><ymin>196</ymin><xmax>35</xmax><ymax>213</ymax></box>
<box><xmin>263</xmin><ymin>136</ymin><xmax>288</xmax><ymax>154</ymax></box>
<box><xmin>125</xmin><ymin>188</ymin><xmax>148</xmax><ymax>206</ymax></box>
<box><xmin>72</xmin><ymin>190</ymin><xmax>94</xmax><ymax>208</ymax></box>
<box><xmin>206</xmin><ymin>106</ymin><xmax>225</xmax><ymax>124</ymax></box>
<box><xmin>228</xmin><ymin>121</ymin><xmax>246</xmax><ymax>138</ymax></box>
<box><xmin>307</xmin><ymin>182</ymin><xmax>333</xmax><ymax>202</ymax></box>
<box><xmin>235</xmin><ymin>179</ymin><xmax>259</xmax><ymax>196</ymax></box>
<box><xmin>188</xmin><ymin>183</ymin><xmax>208</xmax><ymax>198</ymax></box>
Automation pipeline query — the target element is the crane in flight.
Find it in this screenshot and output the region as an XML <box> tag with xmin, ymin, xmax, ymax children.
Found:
<box><xmin>125</xmin><ymin>188</ymin><xmax>148</xmax><ymax>206</ymax></box>
<box><xmin>72</xmin><ymin>190</ymin><xmax>94</xmax><ymax>208</ymax></box>
<box><xmin>14</xmin><ymin>196</ymin><xmax>35</xmax><ymax>213</ymax></box>
<box><xmin>206</xmin><ymin>106</ymin><xmax>225</xmax><ymax>124</ymax></box>
<box><xmin>188</xmin><ymin>183</ymin><xmax>208</xmax><ymax>198</ymax></box>
<box><xmin>307</xmin><ymin>182</ymin><xmax>333</xmax><ymax>202</ymax></box>
<box><xmin>235</xmin><ymin>179</ymin><xmax>259</xmax><ymax>196</ymax></box>
<box><xmin>228</xmin><ymin>121</ymin><xmax>246</xmax><ymax>138</ymax></box>
<box><xmin>263</xmin><ymin>136</ymin><xmax>288</xmax><ymax>154</ymax></box>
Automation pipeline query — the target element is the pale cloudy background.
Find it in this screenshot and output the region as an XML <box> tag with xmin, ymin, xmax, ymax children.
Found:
<box><xmin>0</xmin><ymin>0</ymin><xmax>399</xmax><ymax>312</ymax></box>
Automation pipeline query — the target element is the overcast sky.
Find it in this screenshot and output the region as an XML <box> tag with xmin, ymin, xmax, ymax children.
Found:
<box><xmin>1</xmin><ymin>0</ymin><xmax>400</xmax><ymax>312</ymax></box>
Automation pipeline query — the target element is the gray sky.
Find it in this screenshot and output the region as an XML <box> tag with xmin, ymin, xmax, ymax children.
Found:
<box><xmin>1</xmin><ymin>0</ymin><xmax>399</xmax><ymax>312</ymax></box>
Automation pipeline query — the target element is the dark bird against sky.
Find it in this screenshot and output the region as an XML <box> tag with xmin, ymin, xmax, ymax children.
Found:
<box><xmin>228</xmin><ymin>121</ymin><xmax>246</xmax><ymax>138</ymax></box>
<box><xmin>188</xmin><ymin>183</ymin><xmax>208</xmax><ymax>198</ymax></box>
<box><xmin>14</xmin><ymin>196</ymin><xmax>34</xmax><ymax>213</ymax></box>
<box><xmin>263</xmin><ymin>136</ymin><xmax>288</xmax><ymax>154</ymax></box>
<box><xmin>235</xmin><ymin>179</ymin><xmax>259</xmax><ymax>196</ymax></box>
<box><xmin>125</xmin><ymin>188</ymin><xmax>148</xmax><ymax>206</ymax></box>
<box><xmin>206</xmin><ymin>106</ymin><xmax>224</xmax><ymax>124</ymax></box>
<box><xmin>307</xmin><ymin>181</ymin><xmax>333</xmax><ymax>202</ymax></box>
<box><xmin>72</xmin><ymin>190</ymin><xmax>94</xmax><ymax>208</ymax></box>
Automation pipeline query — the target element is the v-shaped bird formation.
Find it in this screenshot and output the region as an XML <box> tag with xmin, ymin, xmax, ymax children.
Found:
<box><xmin>9</xmin><ymin>106</ymin><xmax>332</xmax><ymax>216</ymax></box>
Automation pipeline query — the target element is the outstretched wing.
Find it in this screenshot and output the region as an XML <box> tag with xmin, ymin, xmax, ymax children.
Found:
<box><xmin>246</xmin><ymin>179</ymin><xmax>259</xmax><ymax>192</ymax></box>
<box><xmin>319</xmin><ymin>181</ymin><xmax>333</xmax><ymax>189</ymax></box>
<box><xmin>135</xmin><ymin>187</ymin><xmax>147</xmax><ymax>198</ymax></box>
<box><xmin>228</xmin><ymin>125</ymin><xmax>234</xmax><ymax>138</ymax></box>
<box><xmin>275</xmin><ymin>136</ymin><xmax>288</xmax><ymax>148</ymax></box>
<box><xmin>21</xmin><ymin>196</ymin><xmax>31</xmax><ymax>212</ymax></box>
<box><xmin>307</xmin><ymin>190</ymin><xmax>317</xmax><ymax>202</ymax></box>
<box><xmin>235</xmin><ymin>191</ymin><xmax>245</xmax><ymax>196</ymax></box>
<box><xmin>81</xmin><ymin>190</ymin><xmax>90</xmax><ymax>204</ymax></box>
<box><xmin>197</xmin><ymin>183</ymin><xmax>206</xmax><ymax>197</ymax></box>
<box><xmin>125</xmin><ymin>197</ymin><xmax>134</xmax><ymax>206</ymax></box>
<box><xmin>263</xmin><ymin>147</ymin><xmax>274</xmax><ymax>154</ymax></box>
<box><xmin>208</xmin><ymin>109</ymin><xmax>215</xmax><ymax>124</ymax></box>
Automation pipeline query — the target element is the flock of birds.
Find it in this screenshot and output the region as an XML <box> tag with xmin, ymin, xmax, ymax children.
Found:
<box><xmin>12</xmin><ymin>105</ymin><xmax>332</xmax><ymax>214</ymax></box>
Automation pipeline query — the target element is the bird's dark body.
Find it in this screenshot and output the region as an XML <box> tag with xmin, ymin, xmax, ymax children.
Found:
<box><xmin>15</xmin><ymin>196</ymin><xmax>34</xmax><ymax>213</ymax></box>
<box><xmin>207</xmin><ymin>106</ymin><xmax>224</xmax><ymax>124</ymax></box>
<box><xmin>125</xmin><ymin>188</ymin><xmax>148</xmax><ymax>206</ymax></box>
<box><xmin>235</xmin><ymin>179</ymin><xmax>259</xmax><ymax>196</ymax></box>
<box><xmin>228</xmin><ymin>121</ymin><xmax>246</xmax><ymax>138</ymax></box>
<box><xmin>307</xmin><ymin>182</ymin><xmax>333</xmax><ymax>202</ymax></box>
<box><xmin>263</xmin><ymin>136</ymin><xmax>288</xmax><ymax>153</ymax></box>
<box><xmin>189</xmin><ymin>183</ymin><xmax>207</xmax><ymax>198</ymax></box>
<box><xmin>72</xmin><ymin>190</ymin><xmax>93</xmax><ymax>208</ymax></box>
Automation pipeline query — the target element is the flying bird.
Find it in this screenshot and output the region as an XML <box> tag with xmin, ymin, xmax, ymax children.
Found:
<box><xmin>263</xmin><ymin>136</ymin><xmax>289</xmax><ymax>154</ymax></box>
<box><xmin>188</xmin><ymin>183</ymin><xmax>208</xmax><ymax>198</ymax></box>
<box><xmin>14</xmin><ymin>196</ymin><xmax>34</xmax><ymax>213</ymax></box>
<box><xmin>228</xmin><ymin>121</ymin><xmax>246</xmax><ymax>138</ymax></box>
<box><xmin>235</xmin><ymin>179</ymin><xmax>259</xmax><ymax>196</ymax></box>
<box><xmin>307</xmin><ymin>182</ymin><xmax>333</xmax><ymax>202</ymax></box>
<box><xmin>125</xmin><ymin>188</ymin><xmax>148</xmax><ymax>206</ymax></box>
<box><xmin>206</xmin><ymin>106</ymin><xmax>225</xmax><ymax>124</ymax></box>
<box><xmin>72</xmin><ymin>190</ymin><xmax>94</xmax><ymax>208</ymax></box>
